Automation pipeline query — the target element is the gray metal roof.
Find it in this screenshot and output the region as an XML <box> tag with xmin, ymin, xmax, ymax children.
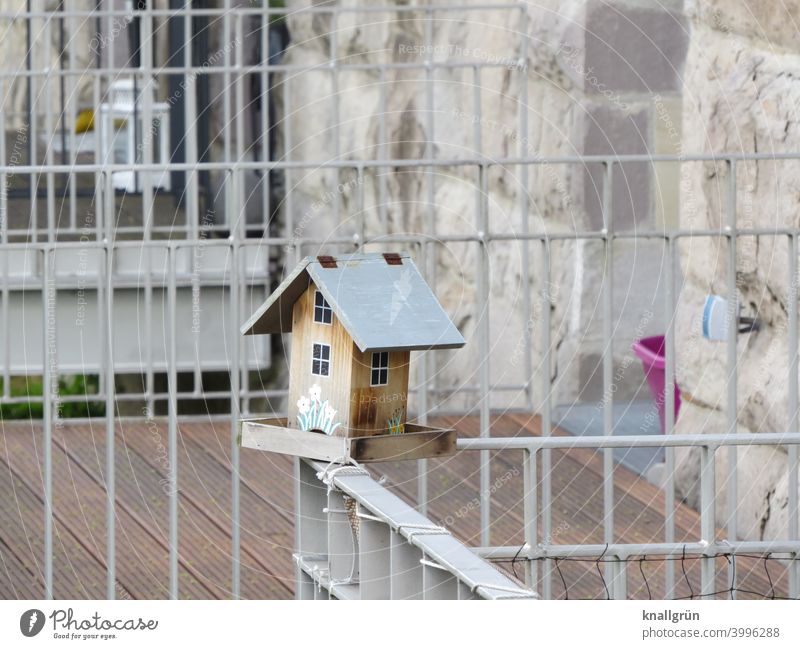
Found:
<box><xmin>241</xmin><ymin>252</ymin><xmax>466</xmax><ymax>352</ymax></box>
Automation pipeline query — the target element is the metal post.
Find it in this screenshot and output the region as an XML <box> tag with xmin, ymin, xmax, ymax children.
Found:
<box><xmin>725</xmin><ymin>159</ymin><xmax>738</xmax><ymax>598</ymax></box>
<box><xmin>416</xmin><ymin>8</ymin><xmax>437</xmax><ymax>516</ymax></box>
<box><xmin>517</xmin><ymin>8</ymin><xmax>533</xmax><ymax>411</ymax></box>
<box><xmin>0</xmin><ymin>80</ymin><xmax>8</xmax><ymax>401</ymax></box>
<box><xmin>42</xmin><ymin>246</ymin><xmax>53</xmax><ymax>599</ymax></box>
<box><xmin>540</xmin><ymin>238</ymin><xmax>552</xmax><ymax>599</ymax></box>
<box><xmin>789</xmin><ymin>233</ymin><xmax>799</xmax><ymax>598</ymax></box>
<box><xmin>601</xmin><ymin>161</ymin><xmax>615</xmax><ymax>589</ymax></box>
<box><xmin>167</xmin><ymin>244</ymin><xmax>179</xmax><ymax>599</ymax></box>
<box><xmin>610</xmin><ymin>558</ymin><xmax>627</xmax><ymax>599</ymax></box>
<box><xmin>43</xmin><ymin>17</ymin><xmax>54</xmax><ymax>242</ymax></box>
<box><xmin>664</xmin><ymin>232</ymin><xmax>676</xmax><ymax>598</ymax></box>
<box><xmin>700</xmin><ymin>444</ymin><xmax>717</xmax><ymax>598</ymax></box>
<box><xmin>230</xmin><ymin>240</ymin><xmax>241</xmax><ymax>598</ymax></box>
<box><xmin>522</xmin><ymin>447</ymin><xmax>538</xmax><ymax>590</ymax></box>
<box><xmin>185</xmin><ymin>4</ymin><xmax>198</xmax><ymax>239</ymax></box>
<box><xmin>416</xmin><ymin>239</ymin><xmax>429</xmax><ymax>514</ymax></box>
<box><xmin>105</xmin><ymin>241</ymin><xmax>116</xmax><ymax>599</ymax></box>
<box><xmin>478</xmin><ymin>163</ymin><xmax>491</xmax><ymax>547</ymax></box>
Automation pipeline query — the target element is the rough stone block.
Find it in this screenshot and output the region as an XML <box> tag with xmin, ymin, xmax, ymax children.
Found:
<box><xmin>583</xmin><ymin>0</ymin><xmax>688</xmax><ymax>94</ymax></box>
<box><xmin>582</xmin><ymin>102</ymin><xmax>651</xmax><ymax>230</ymax></box>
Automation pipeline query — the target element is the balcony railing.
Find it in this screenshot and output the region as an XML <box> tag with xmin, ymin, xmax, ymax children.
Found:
<box><xmin>0</xmin><ymin>3</ymin><xmax>798</xmax><ymax>601</ymax></box>
<box><xmin>294</xmin><ymin>459</ymin><xmax>535</xmax><ymax>599</ymax></box>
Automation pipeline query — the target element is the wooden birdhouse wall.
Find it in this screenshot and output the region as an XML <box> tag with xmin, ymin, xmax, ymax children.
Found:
<box><xmin>287</xmin><ymin>282</ymin><xmax>354</xmax><ymax>434</ymax></box>
<box><xmin>349</xmin><ymin>348</ymin><xmax>410</xmax><ymax>436</ymax></box>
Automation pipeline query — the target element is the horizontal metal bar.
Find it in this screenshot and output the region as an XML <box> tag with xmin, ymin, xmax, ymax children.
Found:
<box><xmin>457</xmin><ymin>432</ymin><xmax>800</xmax><ymax>451</ymax></box>
<box><xmin>0</xmin><ymin>60</ymin><xmax>526</xmax><ymax>80</ymax></box>
<box><xmin>475</xmin><ymin>541</ymin><xmax>800</xmax><ymax>560</ymax></box>
<box><xmin>2</xmin><ymin>152</ymin><xmax>800</xmax><ymax>177</ymax></box>
<box><xmin>0</xmin><ymin>4</ymin><xmax>525</xmax><ymax>20</ymax></box>
<box><xmin>0</xmin><ymin>389</ymin><xmax>285</xmax><ymax>405</ymax></box>
<box><xmin>0</xmin><ymin>229</ymin><xmax>797</xmax><ymax>253</ymax></box>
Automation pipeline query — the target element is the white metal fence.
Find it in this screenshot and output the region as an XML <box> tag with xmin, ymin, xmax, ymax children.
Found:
<box><xmin>0</xmin><ymin>3</ymin><xmax>798</xmax><ymax>599</ymax></box>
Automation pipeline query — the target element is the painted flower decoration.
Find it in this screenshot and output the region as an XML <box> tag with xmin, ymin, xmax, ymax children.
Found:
<box><xmin>296</xmin><ymin>386</ymin><xmax>341</xmax><ymax>436</ymax></box>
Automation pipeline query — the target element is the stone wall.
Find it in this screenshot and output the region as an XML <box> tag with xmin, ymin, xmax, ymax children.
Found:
<box><xmin>277</xmin><ymin>0</ymin><xmax>688</xmax><ymax>414</ymax></box>
<box><xmin>673</xmin><ymin>0</ymin><xmax>800</xmax><ymax>539</ymax></box>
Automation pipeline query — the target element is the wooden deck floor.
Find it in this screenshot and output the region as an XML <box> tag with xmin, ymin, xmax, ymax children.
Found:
<box><xmin>0</xmin><ymin>413</ymin><xmax>790</xmax><ymax>599</ymax></box>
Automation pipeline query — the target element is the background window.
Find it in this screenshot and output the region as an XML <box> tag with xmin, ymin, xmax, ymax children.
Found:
<box><xmin>312</xmin><ymin>343</ymin><xmax>331</xmax><ymax>376</ymax></box>
<box><xmin>314</xmin><ymin>290</ymin><xmax>332</xmax><ymax>324</ymax></box>
<box><xmin>371</xmin><ymin>351</ymin><xmax>389</xmax><ymax>385</ymax></box>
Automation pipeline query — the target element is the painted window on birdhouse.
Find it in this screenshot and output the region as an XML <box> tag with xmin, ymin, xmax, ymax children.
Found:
<box><xmin>370</xmin><ymin>351</ymin><xmax>389</xmax><ymax>386</ymax></box>
<box><xmin>312</xmin><ymin>343</ymin><xmax>331</xmax><ymax>376</ymax></box>
<box><xmin>313</xmin><ymin>290</ymin><xmax>332</xmax><ymax>324</ymax></box>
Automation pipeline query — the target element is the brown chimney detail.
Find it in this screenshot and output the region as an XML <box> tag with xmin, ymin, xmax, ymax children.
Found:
<box><xmin>317</xmin><ymin>255</ymin><xmax>337</xmax><ymax>268</ymax></box>
<box><xmin>383</xmin><ymin>252</ymin><xmax>403</xmax><ymax>265</ymax></box>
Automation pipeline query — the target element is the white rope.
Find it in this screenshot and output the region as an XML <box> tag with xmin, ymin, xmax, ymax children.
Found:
<box><xmin>397</xmin><ymin>522</ymin><xmax>450</xmax><ymax>540</ymax></box>
<box><xmin>315</xmin><ymin>458</ymin><xmax>368</xmax><ymax>497</ymax></box>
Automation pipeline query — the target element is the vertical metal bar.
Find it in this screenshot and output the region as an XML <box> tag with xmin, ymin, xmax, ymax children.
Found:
<box><xmin>478</xmin><ymin>163</ymin><xmax>490</xmax><ymax>547</ymax></box>
<box><xmin>540</xmin><ymin>239</ymin><xmax>552</xmax><ymax>600</ymax></box>
<box><xmin>223</xmin><ymin>0</ymin><xmax>232</xmax><ymax>169</ymax></box>
<box><xmin>142</xmin><ymin>3</ymin><xmax>155</xmax><ymax>413</ymax></box>
<box><xmin>522</xmin><ymin>447</ymin><xmax>538</xmax><ymax>591</ymax></box>
<box><xmin>610</xmin><ymin>558</ymin><xmax>627</xmax><ymax>599</ymax></box>
<box><xmin>788</xmin><ymin>233</ymin><xmax>799</xmax><ymax>598</ymax></box>
<box><xmin>293</xmin><ymin>457</ymin><xmax>302</xmax><ymax>599</ymax></box>
<box><xmin>416</xmin><ymin>241</ymin><xmax>429</xmax><ymax>514</ymax></box>
<box><xmin>92</xmin><ymin>74</ymin><xmax>103</xmax><ymax>242</ymax></box>
<box><xmin>700</xmin><ymin>444</ymin><xmax>717</xmax><ymax>598</ymax></box>
<box><xmin>235</xmin><ymin>13</ymin><xmax>245</xmax><ymax>240</ymax></box>
<box><xmin>260</xmin><ymin>9</ymin><xmax>270</xmax><ymax>230</ymax></box>
<box><xmin>725</xmin><ymin>159</ymin><xmax>738</xmax><ymax>599</ymax></box>
<box><xmin>601</xmin><ymin>161</ymin><xmax>615</xmax><ymax>589</ymax></box>
<box><xmin>185</xmin><ymin>1</ymin><xmax>198</xmax><ymax>238</ymax></box>
<box><xmin>282</xmin><ymin>75</ymin><xmax>293</xmax><ymax>252</ymax></box>
<box><xmin>139</xmin><ymin>4</ymin><xmax>154</xmax><ymax>203</ymax></box>
<box><xmin>66</xmin><ymin>3</ymin><xmax>77</xmax><ymax>232</ymax></box>
<box><xmin>238</xmin><ymin>236</ymin><xmax>249</xmax><ymax>418</ymax></box>
<box><xmin>233</xmin><ymin>8</ymin><xmax>248</xmax><ymax>418</ymax></box>
<box><xmin>378</xmin><ymin>67</ymin><xmax>388</xmax><ymax>231</ymax></box>
<box><xmin>230</xmin><ymin>240</ymin><xmax>241</xmax><ymax>599</ymax></box>
<box><xmin>356</xmin><ymin>165</ymin><xmax>365</xmax><ymax>245</ymax></box>
<box><xmin>28</xmin><ymin>8</ymin><xmax>38</xmax><ymax>240</ymax></box>
<box><xmin>417</xmin><ymin>9</ymin><xmax>437</xmax><ymax>515</ymax></box>
<box><xmin>28</xmin><ymin>4</ymin><xmax>38</xmax><ymax>243</ymax></box>
<box><xmin>330</xmin><ymin>9</ymin><xmax>340</xmax><ymax>224</ymax></box>
<box><xmin>44</xmin><ymin>18</ymin><xmax>55</xmax><ymax>241</ymax></box>
<box><xmin>167</xmin><ymin>244</ymin><xmax>179</xmax><ymax>599</ymax></box>
<box><xmin>517</xmin><ymin>7</ymin><xmax>533</xmax><ymax>411</ymax></box>
<box><xmin>105</xmin><ymin>241</ymin><xmax>116</xmax><ymax>599</ymax></box>
<box><xmin>0</xmin><ymin>79</ymin><xmax>9</xmax><ymax>399</ymax></box>
<box><xmin>42</xmin><ymin>246</ymin><xmax>53</xmax><ymax>599</ymax></box>
<box><xmin>664</xmin><ymin>232</ymin><xmax>676</xmax><ymax>598</ymax></box>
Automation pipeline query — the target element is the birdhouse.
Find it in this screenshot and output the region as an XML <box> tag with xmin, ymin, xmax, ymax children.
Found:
<box><xmin>238</xmin><ymin>252</ymin><xmax>466</xmax><ymax>463</ymax></box>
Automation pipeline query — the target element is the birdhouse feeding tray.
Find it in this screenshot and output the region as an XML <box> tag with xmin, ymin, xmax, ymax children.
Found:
<box><xmin>238</xmin><ymin>252</ymin><xmax>466</xmax><ymax>464</ymax></box>
<box><xmin>239</xmin><ymin>417</ymin><xmax>457</xmax><ymax>463</ymax></box>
